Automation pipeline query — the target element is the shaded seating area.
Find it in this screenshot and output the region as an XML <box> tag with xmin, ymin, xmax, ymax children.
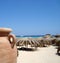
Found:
<box><xmin>16</xmin><ymin>37</ymin><xmax>53</xmax><ymax>49</ymax></box>
<box><xmin>16</xmin><ymin>37</ymin><xmax>39</xmax><ymax>50</ymax></box>
<box><xmin>16</xmin><ymin>34</ymin><xmax>60</xmax><ymax>54</ymax></box>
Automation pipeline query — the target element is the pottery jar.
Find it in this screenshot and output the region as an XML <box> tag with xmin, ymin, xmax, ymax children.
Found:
<box><xmin>0</xmin><ymin>28</ymin><xmax>17</xmax><ymax>63</ymax></box>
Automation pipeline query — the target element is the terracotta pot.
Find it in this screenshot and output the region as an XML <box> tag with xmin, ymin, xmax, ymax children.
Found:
<box><xmin>0</xmin><ymin>28</ymin><xmax>17</xmax><ymax>63</ymax></box>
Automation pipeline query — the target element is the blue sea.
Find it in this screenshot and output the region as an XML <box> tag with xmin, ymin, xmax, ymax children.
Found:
<box><xmin>16</xmin><ymin>35</ymin><xmax>44</xmax><ymax>38</ymax></box>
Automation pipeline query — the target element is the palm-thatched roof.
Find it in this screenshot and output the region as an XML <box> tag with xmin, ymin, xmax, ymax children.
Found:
<box><xmin>54</xmin><ymin>34</ymin><xmax>60</xmax><ymax>38</ymax></box>
<box><xmin>16</xmin><ymin>37</ymin><xmax>39</xmax><ymax>48</ymax></box>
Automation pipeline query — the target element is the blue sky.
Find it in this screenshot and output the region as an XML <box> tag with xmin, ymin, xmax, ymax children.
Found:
<box><xmin>0</xmin><ymin>0</ymin><xmax>60</xmax><ymax>35</ymax></box>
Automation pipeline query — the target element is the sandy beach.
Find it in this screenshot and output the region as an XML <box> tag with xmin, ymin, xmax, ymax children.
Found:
<box><xmin>17</xmin><ymin>46</ymin><xmax>60</xmax><ymax>63</ymax></box>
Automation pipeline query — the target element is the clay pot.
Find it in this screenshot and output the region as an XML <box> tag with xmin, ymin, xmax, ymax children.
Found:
<box><xmin>0</xmin><ymin>28</ymin><xmax>17</xmax><ymax>63</ymax></box>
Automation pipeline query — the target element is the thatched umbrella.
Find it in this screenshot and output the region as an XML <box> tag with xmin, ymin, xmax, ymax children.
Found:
<box><xmin>54</xmin><ymin>34</ymin><xmax>60</xmax><ymax>38</ymax></box>
<box><xmin>16</xmin><ymin>37</ymin><xmax>39</xmax><ymax>48</ymax></box>
<box><xmin>43</xmin><ymin>34</ymin><xmax>56</xmax><ymax>46</ymax></box>
<box><xmin>44</xmin><ymin>34</ymin><xmax>52</xmax><ymax>38</ymax></box>
<box><xmin>43</xmin><ymin>38</ymin><xmax>52</xmax><ymax>46</ymax></box>
<box><xmin>35</xmin><ymin>37</ymin><xmax>45</xmax><ymax>47</ymax></box>
<box><xmin>53</xmin><ymin>37</ymin><xmax>60</xmax><ymax>54</ymax></box>
<box><xmin>28</xmin><ymin>38</ymin><xmax>40</xmax><ymax>47</ymax></box>
<box><xmin>54</xmin><ymin>38</ymin><xmax>60</xmax><ymax>46</ymax></box>
<box><xmin>53</xmin><ymin>34</ymin><xmax>60</xmax><ymax>46</ymax></box>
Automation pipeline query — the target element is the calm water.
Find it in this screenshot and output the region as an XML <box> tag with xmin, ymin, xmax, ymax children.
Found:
<box><xmin>16</xmin><ymin>35</ymin><xmax>44</xmax><ymax>38</ymax></box>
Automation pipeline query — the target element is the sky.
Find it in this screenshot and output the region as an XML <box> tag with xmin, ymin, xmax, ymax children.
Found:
<box><xmin>0</xmin><ymin>0</ymin><xmax>60</xmax><ymax>35</ymax></box>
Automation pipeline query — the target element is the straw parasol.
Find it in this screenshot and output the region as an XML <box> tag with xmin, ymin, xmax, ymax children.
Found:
<box><xmin>35</xmin><ymin>37</ymin><xmax>46</xmax><ymax>47</ymax></box>
<box><xmin>54</xmin><ymin>38</ymin><xmax>60</xmax><ymax>46</ymax></box>
<box><xmin>43</xmin><ymin>34</ymin><xmax>56</xmax><ymax>46</ymax></box>
<box><xmin>16</xmin><ymin>37</ymin><xmax>39</xmax><ymax>48</ymax></box>
<box><xmin>54</xmin><ymin>34</ymin><xmax>60</xmax><ymax>38</ymax></box>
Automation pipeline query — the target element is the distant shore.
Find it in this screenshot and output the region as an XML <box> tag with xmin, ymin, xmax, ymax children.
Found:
<box><xmin>16</xmin><ymin>34</ymin><xmax>55</xmax><ymax>38</ymax></box>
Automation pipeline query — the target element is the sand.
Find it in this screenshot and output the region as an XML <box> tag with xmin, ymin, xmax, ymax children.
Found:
<box><xmin>17</xmin><ymin>46</ymin><xmax>60</xmax><ymax>63</ymax></box>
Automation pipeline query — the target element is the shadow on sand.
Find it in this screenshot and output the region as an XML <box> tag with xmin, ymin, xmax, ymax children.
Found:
<box><xmin>56</xmin><ymin>53</ymin><xmax>60</xmax><ymax>56</ymax></box>
<box><xmin>17</xmin><ymin>47</ymin><xmax>37</xmax><ymax>51</ymax></box>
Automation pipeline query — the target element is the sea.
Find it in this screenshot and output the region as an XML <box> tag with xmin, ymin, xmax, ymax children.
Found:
<box><xmin>16</xmin><ymin>35</ymin><xmax>44</xmax><ymax>38</ymax></box>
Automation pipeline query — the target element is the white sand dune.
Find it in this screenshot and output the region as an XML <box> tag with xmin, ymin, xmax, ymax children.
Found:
<box><xmin>17</xmin><ymin>46</ymin><xmax>60</xmax><ymax>63</ymax></box>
